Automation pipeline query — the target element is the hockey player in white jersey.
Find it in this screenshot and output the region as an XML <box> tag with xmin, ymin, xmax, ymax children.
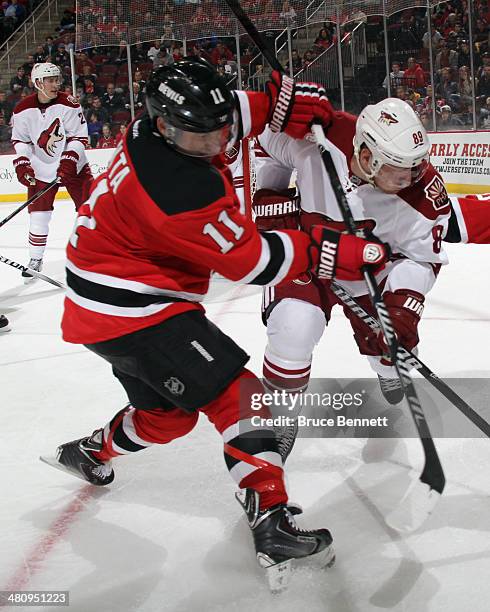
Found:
<box><xmin>252</xmin><ymin>98</ymin><xmax>452</xmax><ymax>459</ymax></box>
<box><xmin>11</xmin><ymin>63</ymin><xmax>93</xmax><ymax>281</ymax></box>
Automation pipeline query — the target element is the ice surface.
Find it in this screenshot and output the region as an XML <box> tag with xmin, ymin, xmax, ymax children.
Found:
<box><xmin>1</xmin><ymin>199</ymin><xmax>490</xmax><ymax>611</ymax></box>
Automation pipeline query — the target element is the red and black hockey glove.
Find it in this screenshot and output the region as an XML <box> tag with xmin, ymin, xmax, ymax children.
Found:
<box><xmin>308</xmin><ymin>225</ymin><xmax>388</xmax><ymax>281</ymax></box>
<box><xmin>378</xmin><ymin>290</ymin><xmax>425</xmax><ymax>361</ymax></box>
<box><xmin>266</xmin><ymin>71</ymin><xmax>333</xmax><ymax>139</ymax></box>
<box><xmin>57</xmin><ymin>151</ymin><xmax>79</xmax><ymax>185</ymax></box>
<box><xmin>13</xmin><ymin>156</ymin><xmax>36</xmax><ymax>188</ymax></box>
<box><xmin>253</xmin><ymin>188</ymin><xmax>300</xmax><ymax>231</ymax></box>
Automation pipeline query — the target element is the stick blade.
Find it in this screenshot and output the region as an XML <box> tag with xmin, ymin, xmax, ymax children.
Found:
<box><xmin>385</xmin><ymin>478</ymin><xmax>442</xmax><ymax>533</ymax></box>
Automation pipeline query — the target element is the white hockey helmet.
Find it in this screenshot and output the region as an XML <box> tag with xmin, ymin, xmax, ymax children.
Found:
<box><xmin>31</xmin><ymin>62</ymin><xmax>62</xmax><ymax>94</ymax></box>
<box><xmin>353</xmin><ymin>98</ymin><xmax>430</xmax><ymax>185</ymax></box>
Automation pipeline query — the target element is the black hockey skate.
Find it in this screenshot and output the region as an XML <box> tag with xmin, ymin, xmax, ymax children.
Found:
<box><xmin>22</xmin><ymin>258</ymin><xmax>43</xmax><ymax>282</ymax></box>
<box><xmin>378</xmin><ymin>374</ymin><xmax>404</xmax><ymax>405</ymax></box>
<box><xmin>0</xmin><ymin>315</ymin><xmax>10</xmax><ymax>333</ymax></box>
<box><xmin>236</xmin><ymin>488</ymin><xmax>335</xmax><ymax>592</ymax></box>
<box><xmin>40</xmin><ymin>429</ymin><xmax>114</xmax><ymax>486</ymax></box>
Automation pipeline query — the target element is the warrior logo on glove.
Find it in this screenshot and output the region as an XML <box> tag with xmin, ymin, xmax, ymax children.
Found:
<box><xmin>37</xmin><ymin>118</ymin><xmax>64</xmax><ymax>157</ymax></box>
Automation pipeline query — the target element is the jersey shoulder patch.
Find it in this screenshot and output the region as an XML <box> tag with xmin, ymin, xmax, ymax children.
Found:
<box><xmin>57</xmin><ymin>92</ymin><xmax>81</xmax><ymax>109</ymax></box>
<box><xmin>400</xmin><ymin>165</ymin><xmax>451</xmax><ymax>220</ymax></box>
<box><xmin>126</xmin><ymin>118</ymin><xmax>226</xmax><ymax>215</ymax></box>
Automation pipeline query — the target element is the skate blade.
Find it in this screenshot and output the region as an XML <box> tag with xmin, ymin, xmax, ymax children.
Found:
<box><xmin>39</xmin><ymin>455</ymin><xmax>89</xmax><ymax>483</ymax></box>
<box><xmin>258</xmin><ymin>545</ymin><xmax>336</xmax><ymax>593</ymax></box>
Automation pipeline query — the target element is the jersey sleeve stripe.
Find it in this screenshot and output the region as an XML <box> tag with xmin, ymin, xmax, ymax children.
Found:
<box><xmin>234</xmin><ymin>90</ymin><xmax>252</xmax><ymax>137</ymax></box>
<box><xmin>236</xmin><ymin>231</ymin><xmax>296</xmax><ymax>286</ymax></box>
<box><xmin>251</xmin><ymin>232</ymin><xmax>286</xmax><ymax>285</ymax></box>
<box><xmin>446</xmin><ymin>198</ymin><xmax>467</xmax><ymax>243</ymax></box>
<box><xmin>65</xmin><ymin>259</ymin><xmax>206</xmax><ymax>301</ymax></box>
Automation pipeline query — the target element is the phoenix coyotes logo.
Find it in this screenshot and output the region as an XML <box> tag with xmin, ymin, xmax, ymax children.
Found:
<box><xmin>424</xmin><ymin>175</ymin><xmax>449</xmax><ymax>210</ymax></box>
<box><xmin>37</xmin><ymin>118</ymin><xmax>64</xmax><ymax>157</ymax></box>
<box><xmin>378</xmin><ymin>111</ymin><xmax>399</xmax><ymax>125</ymax></box>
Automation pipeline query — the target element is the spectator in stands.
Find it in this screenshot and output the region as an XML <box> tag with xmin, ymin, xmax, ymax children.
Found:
<box><xmin>33</xmin><ymin>44</ymin><xmax>47</xmax><ymax>63</ymax></box>
<box><xmin>81</xmin><ymin>77</ymin><xmax>102</xmax><ymax>98</ymax></box>
<box><xmin>435</xmin><ymin>67</ymin><xmax>457</xmax><ymax>105</ymax></box>
<box><xmin>286</xmin><ymin>49</ymin><xmax>303</xmax><ymax>74</ymax></box>
<box><xmin>0</xmin><ymin>113</ymin><xmax>13</xmax><ymax>154</ymax></box>
<box><xmin>5</xmin><ymin>0</ymin><xmax>25</xmax><ymax>24</ymax></box>
<box><xmin>474</xmin><ymin>18</ymin><xmax>489</xmax><ymax>48</ymax></box>
<box><xmin>77</xmin><ymin>64</ymin><xmax>98</xmax><ymax>89</ymax></box>
<box><xmin>111</xmin><ymin>39</ymin><xmax>128</xmax><ymax>65</ymax></box>
<box><xmin>53</xmin><ymin>43</ymin><xmax>70</xmax><ymax>68</ymax></box>
<box><xmin>44</xmin><ymin>36</ymin><xmax>57</xmax><ymax>60</ymax></box>
<box><xmin>131</xmin><ymin>42</ymin><xmax>147</xmax><ymax>64</ymax></box>
<box><xmin>210</xmin><ymin>42</ymin><xmax>233</xmax><ymax>65</ymax></box>
<box><xmin>404</xmin><ymin>56</ymin><xmax>426</xmax><ymax>91</ymax></box>
<box><xmin>453</xmin><ymin>65</ymin><xmax>473</xmax><ymax>111</ymax></box>
<box><xmin>382</xmin><ymin>61</ymin><xmax>405</xmax><ymax>89</ymax></box>
<box><xmin>479</xmin><ymin>95</ymin><xmax>490</xmax><ymax>128</ymax></box>
<box><xmin>422</xmin><ymin>25</ymin><xmax>443</xmax><ymax>49</ymax></box>
<box><xmin>437</xmin><ymin>104</ymin><xmax>455</xmax><ymax>130</ymax></box>
<box><xmin>88</xmin><ymin>95</ymin><xmax>110</xmax><ymax>124</ymax></box>
<box><xmin>395</xmin><ymin>84</ymin><xmax>409</xmax><ymax>101</ymax></box>
<box><xmin>102</xmin><ymin>82</ymin><xmax>124</xmax><ymax>117</ymax></box>
<box><xmin>22</xmin><ymin>54</ymin><xmax>35</xmax><ymax>76</ymax></box>
<box><xmin>314</xmin><ymin>28</ymin><xmax>333</xmax><ymax>52</ymax></box>
<box><xmin>418</xmin><ymin>109</ymin><xmax>434</xmax><ymax>131</ymax></box>
<box><xmin>477</xmin><ymin>52</ymin><xmax>490</xmax><ymax>81</ymax></box>
<box><xmin>477</xmin><ymin>65</ymin><xmax>490</xmax><ymax>100</ymax></box>
<box><xmin>303</xmin><ymin>49</ymin><xmax>315</xmax><ymax>68</ymax></box>
<box><xmin>458</xmin><ymin>40</ymin><xmax>471</xmax><ymax>68</ymax></box>
<box><xmin>147</xmin><ymin>40</ymin><xmax>161</xmax><ymax>63</ymax></box>
<box><xmin>115</xmin><ymin>122</ymin><xmax>127</xmax><ymax>145</ymax></box>
<box><xmin>172</xmin><ymin>45</ymin><xmax>184</xmax><ymax>62</ymax></box>
<box><xmin>396</xmin><ymin>19</ymin><xmax>420</xmax><ymax>52</ymax></box>
<box><xmin>87</xmin><ymin>111</ymin><xmax>103</xmax><ymax>148</ymax></box>
<box><xmin>133</xmin><ymin>69</ymin><xmax>146</xmax><ymax>91</ymax></box>
<box><xmin>125</xmin><ymin>82</ymin><xmax>144</xmax><ymax>113</ymax></box>
<box><xmin>9</xmin><ymin>66</ymin><xmax>28</xmax><ymax>92</ymax></box>
<box><xmin>97</xmin><ymin>123</ymin><xmax>117</xmax><ymax>148</ymax></box>
<box><xmin>455</xmin><ymin>102</ymin><xmax>474</xmax><ymax>127</ymax></box>
<box><xmin>154</xmin><ymin>47</ymin><xmax>174</xmax><ymax>68</ymax></box>
<box><xmin>435</xmin><ymin>39</ymin><xmax>459</xmax><ymax>71</ymax></box>
<box><xmin>0</xmin><ymin>90</ymin><xmax>13</xmax><ymax>123</ymax></box>
<box><xmin>59</xmin><ymin>8</ymin><xmax>75</xmax><ymax>32</ymax></box>
<box><xmin>280</xmin><ymin>0</ymin><xmax>296</xmax><ymax>23</ymax></box>
<box><xmin>75</xmin><ymin>52</ymin><xmax>96</xmax><ymax>74</ymax></box>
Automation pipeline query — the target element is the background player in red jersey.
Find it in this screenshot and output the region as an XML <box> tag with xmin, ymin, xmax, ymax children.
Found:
<box><xmin>40</xmin><ymin>59</ymin><xmax>388</xmax><ymax>590</ymax></box>
<box><xmin>11</xmin><ymin>62</ymin><xmax>93</xmax><ymax>281</ymax></box>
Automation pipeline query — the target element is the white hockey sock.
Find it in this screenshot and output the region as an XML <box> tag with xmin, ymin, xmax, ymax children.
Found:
<box><xmin>28</xmin><ymin>211</ymin><xmax>52</xmax><ymax>260</ymax></box>
<box><xmin>263</xmin><ymin>348</ymin><xmax>311</xmax><ymax>393</ymax></box>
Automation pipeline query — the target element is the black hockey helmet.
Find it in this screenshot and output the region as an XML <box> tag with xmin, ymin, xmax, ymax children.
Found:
<box><xmin>145</xmin><ymin>58</ymin><xmax>238</xmax><ymax>156</ymax></box>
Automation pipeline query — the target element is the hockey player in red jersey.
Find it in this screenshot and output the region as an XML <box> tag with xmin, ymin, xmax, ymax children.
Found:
<box><xmin>11</xmin><ymin>63</ymin><xmax>93</xmax><ymax>282</ymax></box>
<box><xmin>40</xmin><ymin>59</ymin><xmax>388</xmax><ymax>590</ymax></box>
<box><xmin>252</xmin><ymin>98</ymin><xmax>456</xmax><ymax>459</ymax></box>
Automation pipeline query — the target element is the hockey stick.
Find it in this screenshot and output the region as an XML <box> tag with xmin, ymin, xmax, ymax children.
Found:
<box><xmin>0</xmin><ymin>254</ymin><xmax>65</xmax><ymax>289</ymax></box>
<box><xmin>224</xmin><ymin>0</ymin><xmax>444</xmax><ymax>532</ymax></box>
<box><xmin>331</xmin><ymin>280</ymin><xmax>490</xmax><ymax>438</ymax></box>
<box><xmin>0</xmin><ymin>179</ymin><xmax>59</xmax><ymax>229</ymax></box>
